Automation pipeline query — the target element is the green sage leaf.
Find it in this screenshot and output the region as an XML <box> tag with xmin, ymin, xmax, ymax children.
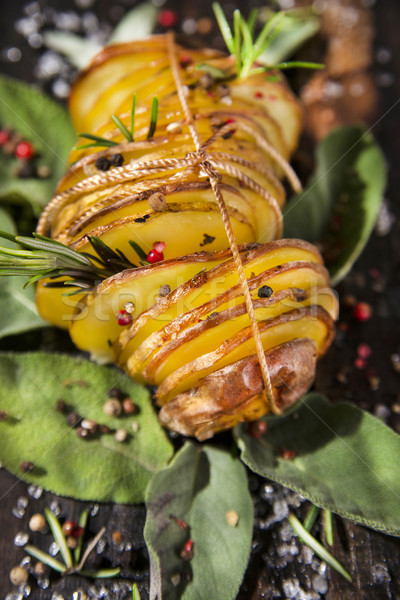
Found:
<box><xmin>0</xmin><ymin>75</ymin><xmax>75</xmax><ymax>214</ymax></box>
<box><xmin>0</xmin><ymin>352</ymin><xmax>173</xmax><ymax>502</ymax></box>
<box><xmin>236</xmin><ymin>393</ymin><xmax>400</xmax><ymax>536</ymax></box>
<box><xmin>283</xmin><ymin>125</ymin><xmax>386</xmax><ymax>285</ymax></box>
<box><xmin>144</xmin><ymin>442</ymin><xmax>253</xmax><ymax>600</ymax></box>
<box><xmin>0</xmin><ymin>210</ymin><xmax>45</xmax><ymax>338</ymax></box>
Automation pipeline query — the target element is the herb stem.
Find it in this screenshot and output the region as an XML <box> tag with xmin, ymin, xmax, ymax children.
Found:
<box><xmin>288</xmin><ymin>513</ymin><xmax>351</xmax><ymax>582</ymax></box>
<box><xmin>24</xmin><ymin>544</ymin><xmax>67</xmax><ymax>573</ymax></box>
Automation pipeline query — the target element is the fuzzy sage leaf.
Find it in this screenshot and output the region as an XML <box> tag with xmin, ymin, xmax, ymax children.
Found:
<box><xmin>0</xmin><ymin>352</ymin><xmax>173</xmax><ymax>502</ymax></box>
<box><xmin>236</xmin><ymin>393</ymin><xmax>400</xmax><ymax>536</ymax></box>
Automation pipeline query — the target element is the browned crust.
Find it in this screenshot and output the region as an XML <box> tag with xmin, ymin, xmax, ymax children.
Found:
<box><xmin>158</xmin><ymin>338</ymin><xmax>317</xmax><ymax>440</ymax></box>
<box><xmin>155</xmin><ymin>305</ymin><xmax>334</xmax><ymax>400</ymax></box>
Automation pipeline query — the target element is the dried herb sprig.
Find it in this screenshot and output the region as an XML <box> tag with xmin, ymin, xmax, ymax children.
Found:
<box><xmin>0</xmin><ymin>231</ymin><xmax>148</xmax><ymax>291</ymax></box>
<box><xmin>288</xmin><ymin>511</ymin><xmax>352</xmax><ymax>582</ymax></box>
<box><xmin>212</xmin><ymin>2</ymin><xmax>323</xmax><ymax>79</ymax></box>
<box><xmin>75</xmin><ymin>92</ymin><xmax>159</xmax><ymax>150</ymax></box>
<box><xmin>24</xmin><ymin>508</ymin><xmax>120</xmax><ymax>579</ymax></box>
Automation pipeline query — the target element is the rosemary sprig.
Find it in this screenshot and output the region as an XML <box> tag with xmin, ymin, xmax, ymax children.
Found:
<box><xmin>147</xmin><ymin>95</ymin><xmax>158</xmax><ymax>139</ymax></box>
<box><xmin>212</xmin><ymin>2</ymin><xmax>323</xmax><ymax>79</ymax></box>
<box><xmin>75</xmin><ymin>92</ymin><xmax>159</xmax><ymax>150</ymax></box>
<box><xmin>74</xmin><ymin>133</ymin><xmax>118</xmax><ymax>150</ymax></box>
<box><xmin>0</xmin><ymin>231</ymin><xmax>148</xmax><ymax>291</ymax></box>
<box><xmin>288</xmin><ymin>512</ymin><xmax>352</xmax><ymax>582</ymax></box>
<box><xmin>24</xmin><ymin>509</ymin><xmax>120</xmax><ymax>579</ymax></box>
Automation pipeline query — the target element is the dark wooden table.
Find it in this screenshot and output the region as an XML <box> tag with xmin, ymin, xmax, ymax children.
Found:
<box><xmin>1</xmin><ymin>1</ymin><xmax>400</xmax><ymax>598</ymax></box>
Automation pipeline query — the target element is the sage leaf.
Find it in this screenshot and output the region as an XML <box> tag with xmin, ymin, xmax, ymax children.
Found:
<box><xmin>283</xmin><ymin>125</ymin><xmax>386</xmax><ymax>285</ymax></box>
<box><xmin>236</xmin><ymin>393</ymin><xmax>400</xmax><ymax>536</ymax></box>
<box><xmin>0</xmin><ymin>352</ymin><xmax>173</xmax><ymax>502</ymax></box>
<box><xmin>144</xmin><ymin>442</ymin><xmax>253</xmax><ymax>600</ymax></box>
<box><xmin>0</xmin><ymin>75</ymin><xmax>75</xmax><ymax>214</ymax></box>
<box><xmin>0</xmin><ymin>209</ymin><xmax>45</xmax><ymax>338</ymax></box>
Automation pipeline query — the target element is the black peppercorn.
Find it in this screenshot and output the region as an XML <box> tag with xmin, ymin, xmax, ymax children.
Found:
<box><xmin>95</xmin><ymin>156</ymin><xmax>111</xmax><ymax>171</ymax></box>
<box><xmin>258</xmin><ymin>285</ymin><xmax>273</xmax><ymax>298</ymax></box>
<box><xmin>109</xmin><ymin>153</ymin><xmax>124</xmax><ymax>167</ymax></box>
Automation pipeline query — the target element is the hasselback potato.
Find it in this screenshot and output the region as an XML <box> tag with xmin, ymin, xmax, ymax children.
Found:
<box><xmin>34</xmin><ymin>33</ymin><xmax>337</xmax><ymax>439</ymax></box>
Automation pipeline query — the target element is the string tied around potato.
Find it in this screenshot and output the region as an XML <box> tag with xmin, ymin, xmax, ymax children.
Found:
<box><xmin>166</xmin><ymin>31</ymin><xmax>284</xmax><ymax>416</ymax></box>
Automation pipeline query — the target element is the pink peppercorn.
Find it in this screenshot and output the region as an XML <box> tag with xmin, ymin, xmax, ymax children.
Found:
<box><xmin>117</xmin><ymin>310</ymin><xmax>133</xmax><ymax>326</ymax></box>
<box><xmin>158</xmin><ymin>10</ymin><xmax>177</xmax><ymax>28</ymax></box>
<box><xmin>353</xmin><ymin>302</ymin><xmax>372</xmax><ymax>322</ymax></box>
<box><xmin>15</xmin><ymin>140</ymin><xmax>34</xmax><ymax>159</ymax></box>
<box><xmin>357</xmin><ymin>343</ymin><xmax>372</xmax><ymax>359</ymax></box>
<box><xmin>0</xmin><ymin>130</ymin><xmax>11</xmax><ymax>145</ymax></box>
<box><xmin>254</xmin><ymin>91</ymin><xmax>264</xmax><ymax>98</ymax></box>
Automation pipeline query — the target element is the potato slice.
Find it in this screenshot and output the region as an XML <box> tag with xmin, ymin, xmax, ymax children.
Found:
<box><xmin>116</xmin><ymin>240</ymin><xmax>324</xmax><ymax>366</ymax></box>
<box><xmin>155</xmin><ymin>306</ymin><xmax>334</xmax><ymax>403</ymax></box>
<box><xmin>159</xmin><ymin>338</ymin><xmax>317</xmax><ymax>440</ymax></box>
<box><xmin>69</xmin><ymin>250</ymin><xmax>229</xmax><ymax>363</ymax></box>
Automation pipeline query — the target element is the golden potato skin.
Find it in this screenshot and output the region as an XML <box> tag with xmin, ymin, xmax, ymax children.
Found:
<box><xmin>35</xmin><ymin>37</ymin><xmax>337</xmax><ymax>439</ymax></box>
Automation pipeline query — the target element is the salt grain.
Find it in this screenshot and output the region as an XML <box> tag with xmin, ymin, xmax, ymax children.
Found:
<box><xmin>27</xmin><ymin>485</ymin><xmax>43</xmax><ymax>499</ymax></box>
<box><xmin>14</xmin><ymin>532</ymin><xmax>29</xmax><ymax>547</ymax></box>
<box><xmin>312</xmin><ymin>573</ymin><xmax>328</xmax><ymax>594</ymax></box>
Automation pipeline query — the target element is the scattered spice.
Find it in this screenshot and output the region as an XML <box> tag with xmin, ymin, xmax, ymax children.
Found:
<box><xmin>62</xmin><ymin>520</ymin><xmax>77</xmax><ymax>536</ymax></box>
<box><xmin>247</xmin><ymin>419</ymin><xmax>267</xmax><ymax>439</ymax></box>
<box><xmin>159</xmin><ymin>284</ymin><xmax>171</xmax><ymax>297</ymax></box>
<box><xmin>391</xmin><ymin>354</ymin><xmax>400</xmax><ymax>374</ymax></box>
<box><xmin>357</xmin><ymin>343</ymin><xmax>372</xmax><ymax>359</ymax></box>
<box><xmin>147</xmin><ymin>241</ymin><xmax>165</xmax><ymax>263</ymax></box>
<box><xmin>200</xmin><ymin>233</ymin><xmax>216</xmax><ymax>247</ymax></box>
<box><xmin>279</xmin><ymin>448</ymin><xmax>296</xmax><ymax>460</ymax></box>
<box><xmin>117</xmin><ymin>309</ymin><xmax>133</xmax><ymax>326</ymax></box>
<box><xmin>181</xmin><ymin>538</ymin><xmax>194</xmax><ymax>560</ymax></box>
<box><xmin>258</xmin><ymin>285</ymin><xmax>273</xmax><ymax>298</ymax></box>
<box><xmin>9</xmin><ymin>565</ymin><xmax>28</xmax><ymax>586</ymax></box>
<box><xmin>66</xmin><ymin>412</ymin><xmax>82</xmax><ymax>428</ymax></box>
<box><xmin>20</xmin><ymin>461</ymin><xmax>34</xmax><ymax>473</ymax></box>
<box><xmin>122</xmin><ymin>397</ymin><xmax>136</xmax><ymax>415</ymax></box>
<box><xmin>114</xmin><ymin>428</ymin><xmax>128</xmax><ymax>443</ymax></box>
<box><xmin>175</xmin><ymin>518</ymin><xmax>188</xmax><ymax>530</ymax></box>
<box><xmin>29</xmin><ymin>513</ymin><xmax>46</xmax><ymax>532</ymax></box>
<box><xmin>95</xmin><ymin>156</ymin><xmax>111</xmax><ymax>171</ymax></box>
<box><xmin>0</xmin><ymin>129</ymin><xmax>11</xmax><ymax>145</ymax></box>
<box><xmin>76</xmin><ymin>426</ymin><xmax>89</xmax><ymax>439</ymax></box>
<box><xmin>226</xmin><ymin>509</ymin><xmax>239</xmax><ymax>527</ymax></box>
<box><xmin>15</xmin><ymin>140</ymin><xmax>34</xmax><ymax>159</ymax></box>
<box><xmin>112</xmin><ymin>530</ymin><xmax>122</xmax><ymax>544</ymax></box>
<box><xmin>81</xmin><ymin>419</ymin><xmax>98</xmax><ymax>433</ymax></box>
<box><xmin>67</xmin><ymin>535</ymin><xmax>78</xmax><ymax>549</ymax></box>
<box><xmin>103</xmin><ymin>398</ymin><xmax>122</xmax><ymax>417</ymax></box>
<box><xmin>56</xmin><ymin>399</ymin><xmax>67</xmax><ymax>413</ymax></box>
<box><xmin>109</xmin><ymin>153</ymin><xmax>124</xmax><ymax>167</ymax></box>
<box><xmin>158</xmin><ymin>9</ymin><xmax>178</xmax><ymax>28</ymax></box>
<box><xmin>352</xmin><ymin>301</ymin><xmax>372</xmax><ymax>322</ymax></box>
<box><xmin>148</xmin><ymin>191</ymin><xmax>166</xmax><ymax>211</ymax></box>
